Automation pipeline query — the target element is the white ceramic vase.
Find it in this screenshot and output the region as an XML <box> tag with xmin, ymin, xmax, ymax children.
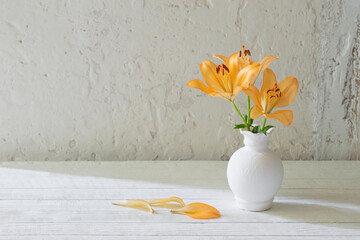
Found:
<box><xmin>227</xmin><ymin>129</ymin><xmax>283</xmax><ymax>211</ymax></box>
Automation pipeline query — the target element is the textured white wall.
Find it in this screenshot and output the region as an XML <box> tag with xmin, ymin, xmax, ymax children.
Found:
<box><xmin>0</xmin><ymin>0</ymin><xmax>359</xmax><ymax>161</ymax></box>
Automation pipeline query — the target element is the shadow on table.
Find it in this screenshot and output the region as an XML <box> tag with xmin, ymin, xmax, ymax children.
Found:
<box><xmin>267</xmin><ymin>198</ymin><xmax>360</xmax><ymax>229</ymax></box>
<box><xmin>0</xmin><ymin>161</ymin><xmax>230</xmax><ymax>190</ymax></box>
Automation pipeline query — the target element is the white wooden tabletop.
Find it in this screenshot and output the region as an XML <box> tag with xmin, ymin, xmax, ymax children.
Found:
<box><xmin>0</xmin><ymin>161</ymin><xmax>359</xmax><ymax>239</ymax></box>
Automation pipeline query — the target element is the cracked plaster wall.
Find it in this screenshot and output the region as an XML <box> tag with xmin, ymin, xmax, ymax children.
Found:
<box><xmin>0</xmin><ymin>0</ymin><xmax>359</xmax><ymax>161</ymax></box>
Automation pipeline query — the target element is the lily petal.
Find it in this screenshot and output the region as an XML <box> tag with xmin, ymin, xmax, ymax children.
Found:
<box><xmin>251</xmin><ymin>55</ymin><xmax>278</xmax><ymax>85</ymax></box>
<box><xmin>250</xmin><ymin>105</ymin><xmax>264</xmax><ymax>119</ymax></box>
<box><xmin>234</xmin><ymin>62</ymin><xmax>260</xmax><ymax>90</ymax></box>
<box><xmin>215</xmin><ymin>92</ymin><xmax>233</xmax><ymax>101</ymax></box>
<box><xmin>226</xmin><ymin>53</ymin><xmax>241</xmax><ymax>85</ymax></box>
<box><xmin>148</xmin><ymin>196</ymin><xmax>186</xmax><ymax>207</ymax></box>
<box><xmin>226</xmin><ymin>53</ymin><xmax>246</xmax><ymax>87</ymax></box>
<box><xmin>187</xmin><ymin>79</ymin><xmax>232</xmax><ymax>101</ymax></box>
<box><xmin>261</xmin><ymin>68</ymin><xmax>277</xmax><ymax>99</ymax></box>
<box><xmin>187</xmin><ymin>79</ymin><xmax>217</xmax><ymax>96</ymax></box>
<box><xmin>232</xmin><ymin>85</ymin><xmax>244</xmax><ymax>99</ymax></box>
<box><xmin>199</xmin><ymin>60</ymin><xmax>225</xmax><ymax>92</ymax></box>
<box><xmin>243</xmin><ymin>84</ymin><xmax>262</xmax><ymax>109</ymax></box>
<box><xmin>112</xmin><ymin>200</ymin><xmax>154</xmax><ymax>213</ymax></box>
<box><xmin>275</xmin><ymin>76</ymin><xmax>299</xmax><ymax>109</ymax></box>
<box><xmin>261</xmin><ymin>68</ymin><xmax>278</xmax><ymax>113</ymax></box>
<box><xmin>170</xmin><ymin>202</ymin><xmax>221</xmax><ymax>219</ymax></box>
<box><xmin>212</xmin><ymin>54</ymin><xmax>227</xmax><ymax>63</ymax></box>
<box><xmin>225</xmin><ymin>52</ymin><xmax>253</xmax><ymax>70</ymax></box>
<box><xmin>257</xmin><ymin>55</ymin><xmax>278</xmax><ymax>75</ymax></box>
<box><xmin>265</xmin><ymin>110</ymin><xmax>293</xmax><ymax>126</ymax></box>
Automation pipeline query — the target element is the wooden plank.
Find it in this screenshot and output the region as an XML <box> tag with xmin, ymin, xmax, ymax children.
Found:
<box><xmin>0</xmin><ymin>222</ymin><xmax>359</xmax><ymax>236</ymax></box>
<box><xmin>0</xmin><ymin>188</ymin><xmax>358</xmax><ymax>201</ymax></box>
<box><xmin>0</xmin><ymin>171</ymin><xmax>359</xmax><ymax>189</ymax></box>
<box><xmin>282</xmin><ymin>179</ymin><xmax>360</xmax><ymax>189</ymax></box>
<box><xmin>1</xmin><ymin>199</ymin><xmax>359</xmax><ymax>223</ymax></box>
<box><xmin>5</xmin><ymin>237</ymin><xmax>360</xmax><ymax>240</ymax></box>
<box><xmin>0</xmin><ymin>161</ymin><xmax>359</xmax><ymax>180</ymax></box>
<box><xmin>1</xmin><ymin>175</ymin><xmax>360</xmax><ymax>190</ymax></box>
<box><xmin>0</xmin><ymin>177</ymin><xmax>359</xmax><ymax>190</ymax></box>
<box><xmin>0</xmin><ymin>161</ymin><xmax>359</xmax><ymax>190</ymax></box>
<box><xmin>0</xmin><ymin>188</ymin><xmax>231</xmax><ymax>200</ymax></box>
<box><xmin>3</xmin><ymin>237</ymin><xmax>360</xmax><ymax>240</ymax></box>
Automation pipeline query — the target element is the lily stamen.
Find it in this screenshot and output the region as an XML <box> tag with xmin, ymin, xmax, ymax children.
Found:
<box><xmin>216</xmin><ymin>64</ymin><xmax>230</xmax><ymax>75</ymax></box>
<box><xmin>222</xmin><ymin>64</ymin><xmax>229</xmax><ymax>74</ymax></box>
<box><xmin>239</xmin><ymin>45</ymin><xmax>251</xmax><ymax>57</ymax></box>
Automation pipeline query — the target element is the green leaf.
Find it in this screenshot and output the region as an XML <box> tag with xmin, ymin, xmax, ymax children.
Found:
<box><xmin>244</xmin><ymin>114</ymin><xmax>248</xmax><ymax>123</ymax></box>
<box><xmin>252</xmin><ymin>126</ymin><xmax>260</xmax><ymax>133</ymax></box>
<box><xmin>249</xmin><ymin>118</ymin><xmax>254</xmax><ymax>125</ymax></box>
<box><xmin>262</xmin><ymin>125</ymin><xmax>275</xmax><ymax>132</ymax></box>
<box><xmin>233</xmin><ymin>124</ymin><xmax>247</xmax><ymax>129</ymax></box>
<box><xmin>261</xmin><ymin>125</ymin><xmax>275</xmax><ymax>135</ymax></box>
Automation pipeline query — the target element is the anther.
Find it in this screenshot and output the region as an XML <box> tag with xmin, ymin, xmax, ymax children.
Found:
<box><xmin>222</xmin><ymin>64</ymin><xmax>229</xmax><ymax>72</ymax></box>
<box><xmin>244</xmin><ymin>49</ymin><xmax>251</xmax><ymax>56</ymax></box>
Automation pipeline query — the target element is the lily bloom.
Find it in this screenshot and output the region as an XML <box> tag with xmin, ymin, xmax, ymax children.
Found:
<box><xmin>187</xmin><ymin>46</ymin><xmax>278</xmax><ymax>101</ymax></box>
<box><xmin>243</xmin><ymin>68</ymin><xmax>298</xmax><ymax>125</ymax></box>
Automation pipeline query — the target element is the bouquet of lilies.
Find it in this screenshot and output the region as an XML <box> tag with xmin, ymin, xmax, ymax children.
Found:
<box><xmin>187</xmin><ymin>46</ymin><xmax>298</xmax><ymax>134</ymax></box>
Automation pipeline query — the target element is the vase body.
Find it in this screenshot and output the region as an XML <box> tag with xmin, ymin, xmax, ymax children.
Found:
<box><xmin>227</xmin><ymin>129</ymin><xmax>283</xmax><ymax>211</ymax></box>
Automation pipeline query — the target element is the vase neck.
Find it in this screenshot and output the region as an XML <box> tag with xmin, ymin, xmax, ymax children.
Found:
<box><xmin>240</xmin><ymin>130</ymin><xmax>270</xmax><ymax>151</ymax></box>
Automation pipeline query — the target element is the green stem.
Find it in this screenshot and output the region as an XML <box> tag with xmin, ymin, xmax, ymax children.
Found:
<box><xmin>247</xmin><ymin>96</ymin><xmax>251</xmax><ymax>131</ymax></box>
<box><xmin>262</xmin><ymin>117</ymin><xmax>267</xmax><ymax>130</ymax></box>
<box><xmin>231</xmin><ymin>101</ymin><xmax>246</xmax><ymax>124</ymax></box>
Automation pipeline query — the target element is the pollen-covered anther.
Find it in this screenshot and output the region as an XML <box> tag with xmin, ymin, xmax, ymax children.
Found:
<box><xmin>221</xmin><ymin>64</ymin><xmax>229</xmax><ymax>72</ymax></box>
<box><xmin>216</xmin><ymin>64</ymin><xmax>229</xmax><ymax>75</ymax></box>
<box><xmin>266</xmin><ymin>83</ymin><xmax>282</xmax><ymax>101</ymax></box>
<box><xmin>239</xmin><ymin>45</ymin><xmax>251</xmax><ymax>57</ymax></box>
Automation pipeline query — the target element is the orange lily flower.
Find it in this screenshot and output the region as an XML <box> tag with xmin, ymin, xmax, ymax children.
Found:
<box><xmin>187</xmin><ymin>46</ymin><xmax>278</xmax><ymax>101</ymax></box>
<box><xmin>243</xmin><ymin>68</ymin><xmax>298</xmax><ymax>126</ymax></box>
